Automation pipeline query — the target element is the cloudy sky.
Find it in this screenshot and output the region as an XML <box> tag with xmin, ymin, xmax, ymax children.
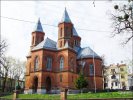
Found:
<box><xmin>1</xmin><ymin>0</ymin><xmax>132</xmax><ymax>65</ymax></box>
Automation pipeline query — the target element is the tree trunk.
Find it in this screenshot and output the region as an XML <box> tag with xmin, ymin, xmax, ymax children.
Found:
<box><xmin>2</xmin><ymin>73</ymin><xmax>7</xmax><ymax>92</ymax></box>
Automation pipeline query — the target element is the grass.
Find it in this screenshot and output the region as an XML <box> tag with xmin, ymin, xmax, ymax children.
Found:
<box><xmin>68</xmin><ymin>92</ymin><xmax>133</xmax><ymax>99</ymax></box>
<box><xmin>0</xmin><ymin>91</ymin><xmax>133</xmax><ymax>99</ymax></box>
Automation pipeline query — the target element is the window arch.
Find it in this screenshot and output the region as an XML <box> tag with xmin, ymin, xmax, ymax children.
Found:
<box><xmin>46</xmin><ymin>57</ymin><xmax>52</xmax><ymax>70</ymax></box>
<box><xmin>34</xmin><ymin>56</ymin><xmax>39</xmax><ymax>71</ymax></box>
<box><xmin>89</xmin><ymin>64</ymin><xmax>94</xmax><ymax>76</ymax></box>
<box><xmin>60</xmin><ymin>57</ymin><xmax>64</xmax><ymax>71</ymax></box>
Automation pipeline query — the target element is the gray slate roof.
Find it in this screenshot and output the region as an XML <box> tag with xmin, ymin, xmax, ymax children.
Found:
<box><xmin>61</xmin><ymin>8</ymin><xmax>71</xmax><ymax>23</ymax></box>
<box><xmin>73</xmin><ymin>27</ymin><xmax>79</xmax><ymax>36</ymax></box>
<box><xmin>33</xmin><ymin>18</ymin><xmax>43</xmax><ymax>32</ymax></box>
<box><xmin>77</xmin><ymin>47</ymin><xmax>101</xmax><ymax>59</ymax></box>
<box><xmin>32</xmin><ymin>37</ymin><xmax>57</xmax><ymax>51</ymax></box>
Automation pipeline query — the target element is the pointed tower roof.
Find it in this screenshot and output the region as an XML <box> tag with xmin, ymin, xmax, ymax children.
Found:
<box><xmin>33</xmin><ymin>18</ymin><xmax>43</xmax><ymax>32</ymax></box>
<box><xmin>61</xmin><ymin>8</ymin><xmax>71</xmax><ymax>23</ymax></box>
<box><xmin>73</xmin><ymin>27</ymin><xmax>79</xmax><ymax>36</ymax></box>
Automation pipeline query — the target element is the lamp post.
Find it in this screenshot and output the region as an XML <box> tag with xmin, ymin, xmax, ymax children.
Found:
<box><xmin>14</xmin><ymin>75</ymin><xmax>18</xmax><ymax>92</ymax></box>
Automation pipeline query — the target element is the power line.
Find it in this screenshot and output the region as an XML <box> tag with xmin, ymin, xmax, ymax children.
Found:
<box><xmin>0</xmin><ymin>16</ymin><xmax>111</xmax><ymax>33</ymax></box>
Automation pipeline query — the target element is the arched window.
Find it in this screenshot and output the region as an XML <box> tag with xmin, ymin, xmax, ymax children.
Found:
<box><xmin>66</xmin><ymin>27</ymin><xmax>68</xmax><ymax>33</ymax></box>
<box><xmin>60</xmin><ymin>28</ymin><xmax>62</xmax><ymax>37</ymax></box>
<box><xmin>32</xmin><ymin>36</ymin><xmax>34</xmax><ymax>45</ymax></box>
<box><xmin>60</xmin><ymin>57</ymin><xmax>64</xmax><ymax>71</ymax></box>
<box><xmin>34</xmin><ymin>56</ymin><xmax>39</xmax><ymax>71</ymax></box>
<box><xmin>71</xmin><ymin>28</ymin><xmax>73</xmax><ymax>36</ymax></box>
<box><xmin>89</xmin><ymin>64</ymin><xmax>94</xmax><ymax>76</ymax></box>
<box><xmin>46</xmin><ymin>57</ymin><xmax>52</xmax><ymax>70</ymax></box>
<box><xmin>60</xmin><ymin>41</ymin><xmax>62</xmax><ymax>47</ymax></box>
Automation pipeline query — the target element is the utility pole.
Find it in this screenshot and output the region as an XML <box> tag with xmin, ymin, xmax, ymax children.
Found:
<box><xmin>131</xmin><ymin>0</ymin><xmax>133</xmax><ymax>93</ymax></box>
<box><xmin>92</xmin><ymin>46</ymin><xmax>96</xmax><ymax>93</ymax></box>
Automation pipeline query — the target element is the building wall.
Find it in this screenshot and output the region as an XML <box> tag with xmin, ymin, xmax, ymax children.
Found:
<box><xmin>25</xmin><ymin>48</ymin><xmax>103</xmax><ymax>93</ymax></box>
<box><xmin>104</xmin><ymin>64</ymin><xmax>128</xmax><ymax>90</ymax></box>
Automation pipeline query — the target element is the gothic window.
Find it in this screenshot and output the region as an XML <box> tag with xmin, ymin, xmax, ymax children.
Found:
<box><xmin>71</xmin><ymin>28</ymin><xmax>73</xmax><ymax>36</ymax></box>
<box><xmin>60</xmin><ymin>57</ymin><xmax>64</xmax><ymax>71</ymax></box>
<box><xmin>29</xmin><ymin>63</ymin><xmax>31</xmax><ymax>73</ymax></box>
<box><xmin>32</xmin><ymin>36</ymin><xmax>34</xmax><ymax>45</ymax></box>
<box><xmin>60</xmin><ymin>41</ymin><xmax>62</xmax><ymax>47</ymax></box>
<box><xmin>60</xmin><ymin>28</ymin><xmax>62</xmax><ymax>37</ymax></box>
<box><xmin>89</xmin><ymin>64</ymin><xmax>94</xmax><ymax>76</ymax></box>
<box><xmin>65</xmin><ymin>27</ymin><xmax>69</xmax><ymax>37</ymax></box>
<box><xmin>46</xmin><ymin>57</ymin><xmax>52</xmax><ymax>70</ymax></box>
<box><xmin>34</xmin><ymin>56</ymin><xmax>39</xmax><ymax>71</ymax></box>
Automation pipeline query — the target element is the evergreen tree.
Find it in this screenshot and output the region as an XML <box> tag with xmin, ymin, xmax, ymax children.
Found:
<box><xmin>74</xmin><ymin>73</ymin><xmax>88</xmax><ymax>93</ymax></box>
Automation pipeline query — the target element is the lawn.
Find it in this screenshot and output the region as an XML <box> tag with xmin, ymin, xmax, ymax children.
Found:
<box><xmin>0</xmin><ymin>92</ymin><xmax>133</xmax><ymax>99</ymax></box>
<box><xmin>68</xmin><ymin>92</ymin><xmax>133</xmax><ymax>99</ymax></box>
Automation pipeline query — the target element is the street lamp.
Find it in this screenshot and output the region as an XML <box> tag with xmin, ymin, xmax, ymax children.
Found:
<box><xmin>14</xmin><ymin>75</ymin><xmax>18</xmax><ymax>92</ymax></box>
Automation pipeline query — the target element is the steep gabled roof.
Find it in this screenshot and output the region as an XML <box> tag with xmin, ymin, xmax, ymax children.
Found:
<box><xmin>60</xmin><ymin>8</ymin><xmax>71</xmax><ymax>23</ymax></box>
<box><xmin>33</xmin><ymin>18</ymin><xmax>43</xmax><ymax>32</ymax></box>
<box><xmin>77</xmin><ymin>47</ymin><xmax>101</xmax><ymax>59</ymax></box>
<box><xmin>32</xmin><ymin>37</ymin><xmax>57</xmax><ymax>51</ymax></box>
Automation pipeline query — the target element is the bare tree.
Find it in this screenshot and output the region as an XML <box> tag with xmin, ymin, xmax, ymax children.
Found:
<box><xmin>0</xmin><ymin>39</ymin><xmax>8</xmax><ymax>56</ymax></box>
<box><xmin>0</xmin><ymin>56</ymin><xmax>25</xmax><ymax>92</ymax></box>
<box><xmin>14</xmin><ymin>60</ymin><xmax>26</xmax><ymax>88</ymax></box>
<box><xmin>111</xmin><ymin>0</ymin><xmax>133</xmax><ymax>44</ymax></box>
<box><xmin>0</xmin><ymin>39</ymin><xmax>8</xmax><ymax>77</ymax></box>
<box><xmin>0</xmin><ymin>56</ymin><xmax>15</xmax><ymax>92</ymax></box>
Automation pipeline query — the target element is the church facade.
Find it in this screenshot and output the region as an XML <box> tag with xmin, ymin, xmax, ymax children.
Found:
<box><xmin>24</xmin><ymin>9</ymin><xmax>103</xmax><ymax>94</ymax></box>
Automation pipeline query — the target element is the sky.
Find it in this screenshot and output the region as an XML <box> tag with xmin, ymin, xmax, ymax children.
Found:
<box><xmin>1</xmin><ymin>0</ymin><xmax>132</xmax><ymax>65</ymax></box>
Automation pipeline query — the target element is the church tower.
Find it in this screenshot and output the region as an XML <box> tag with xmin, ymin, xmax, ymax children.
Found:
<box><xmin>30</xmin><ymin>19</ymin><xmax>45</xmax><ymax>50</ymax></box>
<box><xmin>58</xmin><ymin>8</ymin><xmax>73</xmax><ymax>49</ymax></box>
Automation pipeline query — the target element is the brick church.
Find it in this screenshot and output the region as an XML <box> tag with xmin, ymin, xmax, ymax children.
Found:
<box><xmin>24</xmin><ymin>8</ymin><xmax>103</xmax><ymax>94</ymax></box>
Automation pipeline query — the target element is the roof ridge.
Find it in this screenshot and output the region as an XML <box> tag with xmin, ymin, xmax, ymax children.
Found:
<box><xmin>46</xmin><ymin>37</ymin><xmax>57</xmax><ymax>44</ymax></box>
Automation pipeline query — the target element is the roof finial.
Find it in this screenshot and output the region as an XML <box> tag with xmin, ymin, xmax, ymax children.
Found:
<box><xmin>33</xmin><ymin>18</ymin><xmax>43</xmax><ymax>32</ymax></box>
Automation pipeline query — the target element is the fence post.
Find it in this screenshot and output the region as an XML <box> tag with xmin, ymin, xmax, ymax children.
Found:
<box><xmin>13</xmin><ymin>90</ymin><xmax>18</xmax><ymax>100</ymax></box>
<box><xmin>60</xmin><ymin>88</ymin><xmax>68</xmax><ymax>100</ymax></box>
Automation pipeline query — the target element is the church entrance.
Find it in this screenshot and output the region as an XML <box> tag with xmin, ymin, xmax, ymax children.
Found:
<box><xmin>46</xmin><ymin>77</ymin><xmax>51</xmax><ymax>93</ymax></box>
<box><xmin>33</xmin><ymin>76</ymin><xmax>38</xmax><ymax>93</ymax></box>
